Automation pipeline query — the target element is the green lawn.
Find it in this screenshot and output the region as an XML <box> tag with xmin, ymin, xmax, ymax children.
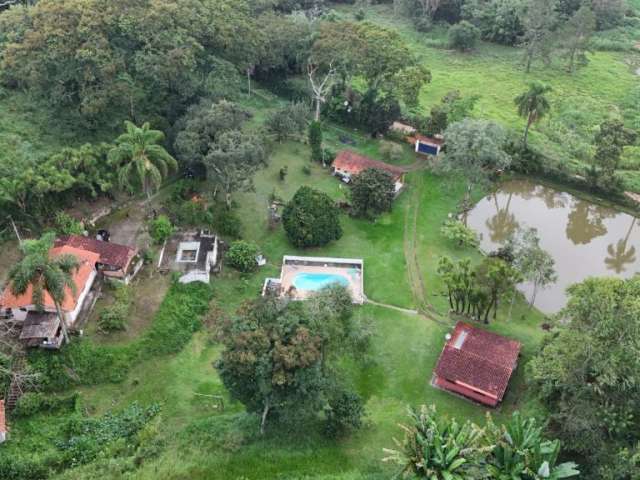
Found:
<box><xmin>16</xmin><ymin>138</ymin><xmax>544</xmax><ymax>480</ymax></box>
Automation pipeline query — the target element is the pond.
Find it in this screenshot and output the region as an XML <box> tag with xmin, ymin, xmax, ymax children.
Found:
<box><xmin>467</xmin><ymin>179</ymin><xmax>640</xmax><ymax>314</ymax></box>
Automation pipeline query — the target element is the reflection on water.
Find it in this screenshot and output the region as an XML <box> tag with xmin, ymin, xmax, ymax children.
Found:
<box><xmin>467</xmin><ymin>180</ymin><xmax>640</xmax><ymax>313</ymax></box>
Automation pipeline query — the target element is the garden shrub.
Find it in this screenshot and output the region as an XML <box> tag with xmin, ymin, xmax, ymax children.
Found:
<box><xmin>98</xmin><ymin>284</ymin><xmax>132</xmax><ymax>333</ymax></box>
<box><xmin>13</xmin><ymin>392</ymin><xmax>78</xmax><ymax>418</ymax></box>
<box><xmin>58</xmin><ymin>403</ymin><xmax>160</xmax><ymax>468</ymax></box>
<box><xmin>324</xmin><ymin>390</ymin><xmax>365</xmax><ymax>438</ymax></box>
<box><xmin>226</xmin><ymin>241</ymin><xmax>259</xmax><ymax>273</ymax></box>
<box><xmin>213</xmin><ymin>206</ymin><xmax>242</xmax><ymax>238</ymax></box>
<box><xmin>148</xmin><ymin>215</ymin><xmax>173</xmax><ymax>244</ymax></box>
<box><xmin>448</xmin><ymin>21</ymin><xmax>480</xmax><ymax>51</ymax></box>
<box><xmin>55</xmin><ymin>212</ymin><xmax>84</xmax><ymax>235</ymax></box>
<box><xmin>440</xmin><ymin>219</ymin><xmax>480</xmax><ymax>248</ymax></box>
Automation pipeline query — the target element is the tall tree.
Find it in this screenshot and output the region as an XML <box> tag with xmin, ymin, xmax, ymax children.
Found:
<box><xmin>591</xmin><ymin>118</ymin><xmax>637</xmax><ymax>189</ymax></box>
<box><xmin>7</xmin><ymin>233</ymin><xmax>80</xmax><ymax>344</ymax></box>
<box><xmin>514</xmin><ymin>81</ymin><xmax>553</xmax><ymax>148</ymax></box>
<box><xmin>203</xmin><ymin>130</ymin><xmax>266</xmax><ymax>208</ymax></box>
<box><xmin>507</xmin><ymin>227</ymin><xmax>557</xmax><ymax>306</ymax></box>
<box><xmin>350</xmin><ymin>168</ymin><xmax>396</xmax><ymax>219</ymax></box>
<box><xmin>561</xmin><ymin>3</ymin><xmax>596</xmax><ymax>73</ymax></box>
<box><xmin>529</xmin><ymin>276</ymin><xmax>640</xmax><ymax>477</ymax></box>
<box><xmin>282</xmin><ymin>186</ymin><xmax>342</xmax><ymax>248</ymax></box>
<box><xmin>216</xmin><ymin>290</ymin><xmax>367</xmax><ymax>435</ymax></box>
<box><xmin>520</xmin><ymin>0</ymin><xmax>559</xmax><ymax>73</ymax></box>
<box><xmin>109</xmin><ymin>121</ymin><xmax>177</xmax><ymax>200</ymax></box>
<box><xmin>439</xmin><ymin>119</ymin><xmax>512</xmax><ymax>206</ymax></box>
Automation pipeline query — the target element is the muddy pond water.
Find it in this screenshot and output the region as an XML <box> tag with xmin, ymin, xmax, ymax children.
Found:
<box><xmin>467</xmin><ymin>179</ymin><xmax>640</xmax><ymax>314</ymax></box>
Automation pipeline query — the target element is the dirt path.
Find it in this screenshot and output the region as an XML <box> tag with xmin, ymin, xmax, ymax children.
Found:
<box><xmin>364</xmin><ymin>296</ymin><xmax>419</xmax><ymax>315</ymax></box>
<box><xmin>402</xmin><ymin>178</ymin><xmax>445</xmax><ymax>323</ymax></box>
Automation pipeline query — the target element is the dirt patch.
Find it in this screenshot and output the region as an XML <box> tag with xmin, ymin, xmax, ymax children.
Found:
<box><xmin>85</xmin><ymin>269</ymin><xmax>171</xmax><ymax>345</ymax></box>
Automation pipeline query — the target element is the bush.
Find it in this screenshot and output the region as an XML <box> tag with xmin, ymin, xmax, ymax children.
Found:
<box><xmin>324</xmin><ymin>390</ymin><xmax>364</xmax><ymax>438</ymax></box>
<box><xmin>379</xmin><ymin>141</ymin><xmax>404</xmax><ymax>162</ymax></box>
<box><xmin>213</xmin><ymin>206</ymin><xmax>242</xmax><ymax>238</ymax></box>
<box><xmin>282</xmin><ymin>186</ymin><xmax>342</xmax><ymax>248</ymax></box>
<box><xmin>148</xmin><ymin>215</ymin><xmax>173</xmax><ymax>244</ymax></box>
<box><xmin>55</xmin><ymin>212</ymin><xmax>83</xmax><ymax>235</ymax></box>
<box><xmin>13</xmin><ymin>392</ymin><xmax>78</xmax><ymax>418</ymax></box>
<box><xmin>440</xmin><ymin>219</ymin><xmax>480</xmax><ymax>248</ymax></box>
<box><xmin>226</xmin><ymin>240</ymin><xmax>259</xmax><ymax>273</ymax></box>
<box><xmin>98</xmin><ymin>284</ymin><xmax>132</xmax><ymax>333</ymax></box>
<box><xmin>448</xmin><ymin>21</ymin><xmax>480</xmax><ymax>51</ymax></box>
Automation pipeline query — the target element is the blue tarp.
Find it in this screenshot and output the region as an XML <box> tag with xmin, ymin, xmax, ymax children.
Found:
<box><xmin>417</xmin><ymin>141</ymin><xmax>439</xmax><ymax>156</ymax></box>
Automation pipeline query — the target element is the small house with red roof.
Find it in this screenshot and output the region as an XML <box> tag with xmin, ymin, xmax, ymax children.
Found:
<box><xmin>54</xmin><ymin>235</ymin><xmax>141</xmax><ymax>284</ymax></box>
<box><xmin>432</xmin><ymin>322</ymin><xmax>521</xmax><ymax>407</ymax></box>
<box><xmin>0</xmin><ymin>246</ymin><xmax>100</xmax><ymax>349</ymax></box>
<box><xmin>332</xmin><ymin>150</ymin><xmax>406</xmax><ymax>194</ymax></box>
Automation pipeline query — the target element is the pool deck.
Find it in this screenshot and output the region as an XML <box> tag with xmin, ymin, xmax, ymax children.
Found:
<box><xmin>278</xmin><ymin>256</ymin><xmax>364</xmax><ymax>304</ymax></box>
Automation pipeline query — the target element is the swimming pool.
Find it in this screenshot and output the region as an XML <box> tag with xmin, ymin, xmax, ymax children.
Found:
<box><xmin>293</xmin><ymin>272</ymin><xmax>350</xmax><ymax>291</ymax></box>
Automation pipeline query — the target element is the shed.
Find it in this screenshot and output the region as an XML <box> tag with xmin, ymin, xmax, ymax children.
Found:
<box><xmin>20</xmin><ymin>311</ymin><xmax>63</xmax><ymax>349</ymax></box>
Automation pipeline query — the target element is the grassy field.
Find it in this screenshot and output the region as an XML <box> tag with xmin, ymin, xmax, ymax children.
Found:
<box><xmin>10</xmin><ymin>136</ymin><xmax>543</xmax><ymax>479</ymax></box>
<box><xmin>335</xmin><ymin>4</ymin><xmax>640</xmax><ymax>191</ymax></box>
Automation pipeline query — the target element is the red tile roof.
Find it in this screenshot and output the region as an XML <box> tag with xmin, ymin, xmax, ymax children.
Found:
<box><xmin>55</xmin><ymin>235</ymin><xmax>136</xmax><ymax>271</ymax></box>
<box><xmin>0</xmin><ymin>399</ymin><xmax>5</xmax><ymax>435</ymax></box>
<box><xmin>333</xmin><ymin>150</ymin><xmax>405</xmax><ymax>180</ymax></box>
<box><xmin>0</xmin><ymin>246</ymin><xmax>99</xmax><ymax>312</ymax></box>
<box><xmin>434</xmin><ymin>322</ymin><xmax>521</xmax><ymax>406</ymax></box>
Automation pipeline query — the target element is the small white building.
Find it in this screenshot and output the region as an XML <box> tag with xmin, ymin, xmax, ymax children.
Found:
<box><xmin>159</xmin><ymin>230</ymin><xmax>219</xmax><ymax>284</ymax></box>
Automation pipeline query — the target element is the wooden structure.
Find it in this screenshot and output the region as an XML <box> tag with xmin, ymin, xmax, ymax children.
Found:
<box><xmin>432</xmin><ymin>322</ymin><xmax>521</xmax><ymax>407</ymax></box>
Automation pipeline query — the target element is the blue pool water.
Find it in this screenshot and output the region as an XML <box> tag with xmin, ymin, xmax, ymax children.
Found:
<box><xmin>293</xmin><ymin>272</ymin><xmax>350</xmax><ymax>291</ymax></box>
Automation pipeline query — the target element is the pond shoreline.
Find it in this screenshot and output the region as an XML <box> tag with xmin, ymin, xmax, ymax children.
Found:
<box><xmin>502</xmin><ymin>172</ymin><xmax>640</xmax><ymax>219</ymax></box>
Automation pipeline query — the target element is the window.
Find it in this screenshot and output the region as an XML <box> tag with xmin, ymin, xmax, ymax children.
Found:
<box><xmin>180</xmin><ymin>250</ymin><xmax>197</xmax><ymax>262</ymax></box>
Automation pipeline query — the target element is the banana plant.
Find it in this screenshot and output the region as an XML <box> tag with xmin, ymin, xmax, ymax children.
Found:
<box><xmin>383</xmin><ymin>405</ymin><xmax>487</xmax><ymax>479</ymax></box>
<box><xmin>485</xmin><ymin>412</ymin><xmax>579</xmax><ymax>480</ymax></box>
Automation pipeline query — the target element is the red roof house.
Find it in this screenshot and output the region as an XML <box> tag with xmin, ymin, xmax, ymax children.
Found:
<box><xmin>55</xmin><ymin>235</ymin><xmax>140</xmax><ymax>282</ymax></box>
<box><xmin>0</xmin><ymin>399</ymin><xmax>6</xmax><ymax>443</ymax></box>
<box><xmin>433</xmin><ymin>322</ymin><xmax>521</xmax><ymax>407</ymax></box>
<box><xmin>332</xmin><ymin>150</ymin><xmax>406</xmax><ymax>193</ymax></box>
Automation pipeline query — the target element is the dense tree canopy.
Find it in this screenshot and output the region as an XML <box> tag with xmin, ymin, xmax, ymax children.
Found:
<box><xmin>282</xmin><ymin>186</ymin><xmax>342</xmax><ymax>247</ymax></box>
<box><xmin>529</xmin><ymin>276</ymin><xmax>640</xmax><ymax>477</ymax></box>
<box><xmin>216</xmin><ymin>288</ymin><xmax>368</xmax><ymax>434</ymax></box>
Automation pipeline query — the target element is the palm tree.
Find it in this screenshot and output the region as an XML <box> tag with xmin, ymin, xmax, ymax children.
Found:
<box><xmin>514</xmin><ymin>82</ymin><xmax>552</xmax><ymax>149</ymax></box>
<box><xmin>605</xmin><ymin>217</ymin><xmax>637</xmax><ymax>273</ymax></box>
<box><xmin>108</xmin><ymin>121</ymin><xmax>177</xmax><ymax>200</ymax></box>
<box><xmin>7</xmin><ymin>232</ymin><xmax>80</xmax><ymax>344</ymax></box>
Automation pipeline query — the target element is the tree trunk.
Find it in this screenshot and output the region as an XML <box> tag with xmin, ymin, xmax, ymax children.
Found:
<box><xmin>260</xmin><ymin>399</ymin><xmax>271</xmax><ymax>435</ymax></box>
<box><xmin>529</xmin><ymin>282</ymin><xmax>538</xmax><ymax>308</ymax></box>
<box><xmin>247</xmin><ymin>70</ymin><xmax>251</xmax><ymax>97</ymax></box>
<box><xmin>314</xmin><ymin>98</ymin><xmax>321</xmax><ymax>122</ymax></box>
<box><xmin>54</xmin><ymin>301</ymin><xmax>70</xmax><ymax>344</ymax></box>
<box><xmin>523</xmin><ymin>116</ymin><xmax>532</xmax><ymax>148</ymax></box>
<box><xmin>507</xmin><ymin>294</ymin><xmax>515</xmax><ymax>321</ymax></box>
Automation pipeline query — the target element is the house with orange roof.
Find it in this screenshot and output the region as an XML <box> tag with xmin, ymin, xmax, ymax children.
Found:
<box><xmin>0</xmin><ymin>245</ymin><xmax>100</xmax><ymax>349</ymax></box>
